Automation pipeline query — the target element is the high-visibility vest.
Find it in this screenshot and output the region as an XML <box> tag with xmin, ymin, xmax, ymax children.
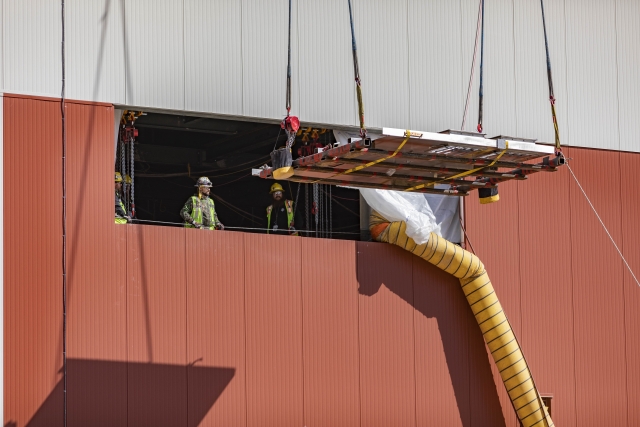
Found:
<box><xmin>266</xmin><ymin>200</ymin><xmax>295</xmax><ymax>234</ymax></box>
<box><xmin>115</xmin><ymin>198</ymin><xmax>128</xmax><ymax>224</ymax></box>
<box><xmin>185</xmin><ymin>196</ymin><xmax>217</xmax><ymax>230</ymax></box>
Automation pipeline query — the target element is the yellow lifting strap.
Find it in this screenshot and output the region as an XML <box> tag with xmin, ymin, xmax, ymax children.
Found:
<box><xmin>404</xmin><ymin>142</ymin><xmax>509</xmax><ymax>192</ymax></box>
<box><xmin>308</xmin><ymin>130</ymin><xmax>410</xmax><ymax>185</ymax></box>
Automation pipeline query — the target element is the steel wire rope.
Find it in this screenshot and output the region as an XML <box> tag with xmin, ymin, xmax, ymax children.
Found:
<box><xmin>136</xmin><ymin>155</ymin><xmax>270</xmax><ymax>178</ymax></box>
<box><xmin>60</xmin><ymin>0</ymin><xmax>68</xmax><ymax>425</ymax></box>
<box><xmin>477</xmin><ymin>0</ymin><xmax>485</xmax><ymax>133</ymax></box>
<box><xmin>210</xmin><ymin>193</ymin><xmax>263</xmax><ymax>222</ymax></box>
<box><xmin>347</xmin><ymin>0</ymin><xmax>366</xmax><ymax>137</ymax></box>
<box><xmin>130</xmin><ymin>219</ymin><xmax>362</xmax><ymax>235</ymax></box>
<box><xmin>461</xmin><ymin>0</ymin><xmax>483</xmax><ymax>131</ymax></box>
<box><xmin>567</xmin><ymin>164</ymin><xmax>640</xmax><ymax>287</ymax></box>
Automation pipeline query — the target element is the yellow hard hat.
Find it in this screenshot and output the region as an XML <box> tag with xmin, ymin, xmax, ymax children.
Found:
<box><xmin>115</xmin><ymin>172</ymin><xmax>123</xmax><ymax>183</ymax></box>
<box><xmin>270</xmin><ymin>182</ymin><xmax>284</xmax><ymax>194</ymax></box>
<box><xmin>125</xmin><ymin>174</ymin><xmax>132</xmax><ymax>184</ymax></box>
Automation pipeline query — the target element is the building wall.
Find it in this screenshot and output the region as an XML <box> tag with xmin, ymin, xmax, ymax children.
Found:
<box><xmin>2</xmin><ymin>0</ymin><xmax>640</xmax><ymax>152</ymax></box>
<box><xmin>4</xmin><ymin>95</ymin><xmax>640</xmax><ymax>426</ymax></box>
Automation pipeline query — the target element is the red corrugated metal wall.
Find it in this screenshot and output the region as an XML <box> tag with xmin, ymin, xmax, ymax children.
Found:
<box><xmin>5</xmin><ymin>95</ymin><xmax>640</xmax><ymax>427</ymax></box>
<box><xmin>466</xmin><ymin>146</ymin><xmax>640</xmax><ymax>427</ymax></box>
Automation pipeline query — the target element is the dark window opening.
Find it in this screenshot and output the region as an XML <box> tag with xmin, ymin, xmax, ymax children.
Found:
<box><xmin>116</xmin><ymin>112</ymin><xmax>362</xmax><ymax>240</ymax></box>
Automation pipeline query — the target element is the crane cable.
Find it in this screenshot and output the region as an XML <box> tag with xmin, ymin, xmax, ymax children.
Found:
<box><xmin>540</xmin><ymin>0</ymin><xmax>561</xmax><ymax>154</ymax></box>
<box><xmin>477</xmin><ymin>0</ymin><xmax>485</xmax><ymax>133</ymax></box>
<box><xmin>285</xmin><ymin>0</ymin><xmax>292</xmax><ymax>116</ymax></box>
<box><xmin>347</xmin><ymin>0</ymin><xmax>366</xmax><ymax>138</ymax></box>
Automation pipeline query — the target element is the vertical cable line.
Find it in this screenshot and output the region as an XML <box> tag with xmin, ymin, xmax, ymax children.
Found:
<box><xmin>477</xmin><ymin>0</ymin><xmax>485</xmax><ymax>133</ymax></box>
<box><xmin>60</xmin><ymin>0</ymin><xmax>68</xmax><ymax>426</ymax></box>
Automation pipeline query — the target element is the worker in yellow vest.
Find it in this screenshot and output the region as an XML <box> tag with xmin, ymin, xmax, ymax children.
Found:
<box><xmin>114</xmin><ymin>172</ymin><xmax>131</xmax><ymax>224</ymax></box>
<box><xmin>266</xmin><ymin>182</ymin><xmax>300</xmax><ymax>236</ymax></box>
<box><xmin>180</xmin><ymin>176</ymin><xmax>224</xmax><ymax>230</ymax></box>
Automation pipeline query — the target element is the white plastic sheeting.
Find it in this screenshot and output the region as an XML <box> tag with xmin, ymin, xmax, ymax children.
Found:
<box><xmin>359</xmin><ymin>188</ymin><xmax>440</xmax><ymax>245</ymax></box>
<box><xmin>359</xmin><ymin>188</ymin><xmax>461</xmax><ymax>244</ymax></box>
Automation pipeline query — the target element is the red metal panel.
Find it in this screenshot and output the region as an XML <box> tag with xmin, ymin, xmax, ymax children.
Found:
<box><xmin>516</xmin><ymin>166</ymin><xmax>577</xmax><ymax>426</ymax></box>
<box><xmin>3</xmin><ymin>95</ymin><xmax>63</xmax><ymax>427</ymax></box>
<box><xmin>464</xmin><ymin>179</ymin><xmax>521</xmax><ymax>426</ymax></box>
<box><xmin>63</xmin><ymin>101</ymin><xmax>128</xmax><ymax>427</ymax></box>
<box><xmin>357</xmin><ymin>241</ymin><xmax>416</xmax><ymax>427</ymax></box>
<box><xmin>621</xmin><ymin>152</ymin><xmax>640</xmax><ymax>426</ymax></box>
<box><xmin>186</xmin><ymin>230</ymin><xmax>246</xmax><ymax>427</ymax></box>
<box><xmin>567</xmin><ymin>147</ymin><xmax>628</xmax><ymax>426</ymax></box>
<box><xmin>127</xmin><ymin>225</ymin><xmax>188</xmax><ymax>427</ymax></box>
<box><xmin>518</xmin><ymin>168</ymin><xmax>576</xmax><ymax>425</ymax></box>
<box><xmin>301</xmin><ymin>238</ymin><xmax>360</xmax><ymax>427</ymax></box>
<box><xmin>412</xmin><ymin>257</ymin><xmax>470</xmax><ymax>426</ymax></box>
<box><xmin>243</xmin><ymin>233</ymin><xmax>304</xmax><ymax>427</ymax></box>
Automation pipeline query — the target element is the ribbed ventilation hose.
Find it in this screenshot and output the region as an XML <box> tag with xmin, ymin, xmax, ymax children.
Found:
<box><xmin>370</xmin><ymin>213</ymin><xmax>554</xmax><ymax>427</ymax></box>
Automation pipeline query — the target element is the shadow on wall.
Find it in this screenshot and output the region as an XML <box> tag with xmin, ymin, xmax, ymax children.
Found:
<box><xmin>23</xmin><ymin>359</ymin><xmax>234</xmax><ymax>427</ymax></box>
<box><xmin>357</xmin><ymin>245</ymin><xmax>506</xmax><ymax>427</ymax></box>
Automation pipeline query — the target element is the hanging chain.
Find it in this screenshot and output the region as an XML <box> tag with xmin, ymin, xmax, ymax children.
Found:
<box><xmin>305</xmin><ymin>183</ymin><xmax>310</xmax><ymax>237</ymax></box>
<box><xmin>129</xmin><ymin>131</ymin><xmax>135</xmax><ymax>218</ymax></box>
<box><xmin>313</xmin><ymin>183</ymin><xmax>319</xmax><ymax>235</ymax></box>
<box><xmin>329</xmin><ymin>185</ymin><xmax>333</xmax><ymax>239</ymax></box>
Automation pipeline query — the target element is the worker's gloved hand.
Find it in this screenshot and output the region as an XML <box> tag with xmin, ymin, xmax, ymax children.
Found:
<box><xmin>288</xmin><ymin>226</ymin><xmax>296</xmax><ymax>235</ymax></box>
<box><xmin>193</xmin><ymin>222</ymin><xmax>203</xmax><ymax>229</ymax></box>
<box><xmin>216</xmin><ymin>223</ymin><xmax>225</xmax><ymax>230</ymax></box>
<box><xmin>125</xmin><ymin>216</ymin><xmax>132</xmax><ymax>223</ymax></box>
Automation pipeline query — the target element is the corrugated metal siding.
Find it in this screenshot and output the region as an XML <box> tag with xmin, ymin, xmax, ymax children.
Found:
<box><xmin>516</xmin><ymin>168</ymin><xmax>577</xmax><ymax>427</ymax></box>
<box><xmin>513</xmin><ymin>0</ymin><xmax>569</xmax><ymax>144</ymax></box>
<box><xmin>354</xmin><ymin>0</ymin><xmax>410</xmax><ymax>130</ymax></box>
<box><xmin>124</xmin><ymin>0</ymin><xmax>185</xmax><ymax>110</ymax></box>
<box><xmin>464</xmin><ymin>180</ymin><xmax>521</xmax><ymax>426</ymax></box>
<box><xmin>127</xmin><ymin>225</ymin><xmax>188</xmax><ymax>426</ymax></box>
<box><xmin>301</xmin><ymin>238</ymin><xmax>360</xmax><ymax>427</ymax></box>
<box><xmin>241</xmin><ymin>0</ymin><xmax>297</xmax><ymax>120</ymax></box>
<box><xmin>621</xmin><ymin>152</ymin><xmax>640</xmax><ymax>426</ymax></box>
<box><xmin>297</xmin><ymin>0</ymin><xmax>355</xmax><ymax>126</ymax></box>
<box><xmin>66</xmin><ymin>0</ymin><xmax>126</xmax><ymax>104</ymax></box>
<box><xmin>64</xmin><ymin>102</ymin><xmax>129</xmax><ymax>427</ymax></box>
<box><xmin>567</xmin><ymin>147</ymin><xmax>627</xmax><ymax>426</ymax></box>
<box><xmin>3</xmin><ymin>95</ymin><xmax>63</xmax><ymax>427</ymax></box>
<box><xmin>412</xmin><ymin>258</ymin><xmax>470</xmax><ymax>426</ymax></box>
<box><xmin>4</xmin><ymin>0</ymin><xmax>640</xmax><ymax>153</ymax></box>
<box><xmin>565</xmin><ymin>0</ymin><xmax>620</xmax><ymax>150</ymax></box>
<box><xmin>357</xmin><ymin>242</ymin><xmax>416</xmax><ymax>427</ymax></box>
<box><xmin>184</xmin><ymin>0</ymin><xmax>243</xmax><ymax>115</ymax></box>
<box><xmin>243</xmin><ymin>233</ymin><xmax>304</xmax><ymax>427</ymax></box>
<box><xmin>3</xmin><ymin>0</ymin><xmax>61</xmax><ymax>97</ymax></box>
<box><xmin>186</xmin><ymin>230</ymin><xmax>246</xmax><ymax>427</ymax></box>
<box><xmin>615</xmin><ymin>0</ymin><xmax>640</xmax><ymax>153</ymax></box>
<box><xmin>408</xmin><ymin>0</ymin><xmax>463</xmax><ymax>132</ymax></box>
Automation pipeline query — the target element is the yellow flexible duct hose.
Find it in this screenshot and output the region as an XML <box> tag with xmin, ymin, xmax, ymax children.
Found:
<box><xmin>370</xmin><ymin>212</ymin><xmax>553</xmax><ymax>427</ymax></box>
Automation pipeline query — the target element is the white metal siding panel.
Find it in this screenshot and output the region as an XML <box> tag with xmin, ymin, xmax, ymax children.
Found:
<box><xmin>4</xmin><ymin>0</ymin><xmax>61</xmax><ymax>97</ymax></box>
<box><xmin>353</xmin><ymin>0</ymin><xmax>410</xmax><ymax>130</ymax></box>
<box><xmin>124</xmin><ymin>0</ymin><xmax>185</xmax><ymax>110</ymax></box>
<box><xmin>66</xmin><ymin>0</ymin><xmax>126</xmax><ymax>104</ymax></box>
<box><xmin>297</xmin><ymin>0</ymin><xmax>355</xmax><ymax>127</ymax></box>
<box><xmin>184</xmin><ymin>0</ymin><xmax>243</xmax><ymax>115</ymax></box>
<box><xmin>513</xmin><ymin>0</ymin><xmax>568</xmax><ymax>145</ymax></box>
<box><xmin>565</xmin><ymin>0</ymin><xmax>619</xmax><ymax>150</ymax></box>
<box><xmin>616</xmin><ymin>0</ymin><xmax>640</xmax><ymax>153</ymax></box>
<box><xmin>408</xmin><ymin>0</ymin><xmax>463</xmax><ymax>132</ymax></box>
<box><xmin>242</xmin><ymin>0</ymin><xmax>297</xmax><ymax>120</ymax></box>
<box><xmin>459</xmin><ymin>0</ymin><xmax>520</xmax><ymax>136</ymax></box>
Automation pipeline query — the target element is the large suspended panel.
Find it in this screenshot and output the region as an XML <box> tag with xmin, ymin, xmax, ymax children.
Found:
<box><xmin>255</xmin><ymin>127</ymin><xmax>564</xmax><ymax>197</ymax></box>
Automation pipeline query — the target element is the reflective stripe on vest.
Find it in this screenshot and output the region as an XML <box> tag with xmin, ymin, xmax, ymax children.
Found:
<box><xmin>266</xmin><ymin>200</ymin><xmax>294</xmax><ymax>234</ymax></box>
<box><xmin>185</xmin><ymin>196</ymin><xmax>216</xmax><ymax>230</ymax></box>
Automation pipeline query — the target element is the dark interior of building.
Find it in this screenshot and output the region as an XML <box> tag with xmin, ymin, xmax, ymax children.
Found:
<box><xmin>118</xmin><ymin>112</ymin><xmax>362</xmax><ymax>239</ymax></box>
